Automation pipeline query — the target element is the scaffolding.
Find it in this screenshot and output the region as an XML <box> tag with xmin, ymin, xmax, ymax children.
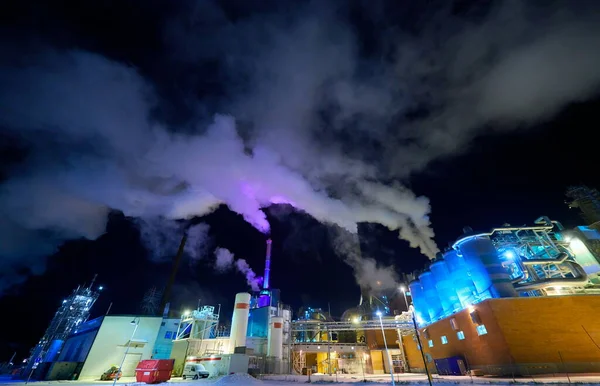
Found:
<box><xmin>488</xmin><ymin>218</ymin><xmax>594</xmax><ymax>295</ymax></box>
<box><xmin>175</xmin><ymin>305</ymin><xmax>220</xmax><ymax>340</ymax></box>
<box><xmin>25</xmin><ymin>277</ymin><xmax>100</xmax><ymax>373</ymax></box>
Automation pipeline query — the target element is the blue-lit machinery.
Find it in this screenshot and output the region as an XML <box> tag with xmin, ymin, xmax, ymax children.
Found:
<box><xmin>410</xmin><ymin>217</ymin><xmax>600</xmax><ymax>327</ymax></box>
<box><xmin>24</xmin><ymin>277</ymin><xmax>101</xmax><ymax>378</ymax></box>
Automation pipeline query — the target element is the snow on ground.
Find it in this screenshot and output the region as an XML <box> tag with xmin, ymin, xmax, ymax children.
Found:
<box><xmin>3</xmin><ymin>373</ymin><xmax>600</xmax><ymax>386</ymax></box>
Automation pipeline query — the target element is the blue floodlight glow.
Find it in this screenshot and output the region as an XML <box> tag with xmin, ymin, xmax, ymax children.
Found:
<box><xmin>503</xmin><ymin>250</ymin><xmax>516</xmax><ymax>259</ymax></box>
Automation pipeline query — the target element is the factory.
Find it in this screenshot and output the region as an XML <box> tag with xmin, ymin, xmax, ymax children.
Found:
<box><xmin>402</xmin><ymin>216</ymin><xmax>600</xmax><ymax>376</ymax></box>
<box><xmin>19</xmin><ymin>188</ymin><xmax>600</xmax><ymax>380</ymax></box>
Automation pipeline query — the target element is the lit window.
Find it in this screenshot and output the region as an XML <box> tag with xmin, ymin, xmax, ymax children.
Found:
<box><xmin>425</xmin><ymin>353</ymin><xmax>433</xmax><ymax>363</ymax></box>
<box><xmin>457</xmin><ymin>331</ymin><xmax>465</xmax><ymax>340</ymax></box>
<box><xmin>417</xmin><ymin>344</ymin><xmax>421</xmax><ymax>350</ymax></box>
<box><xmin>441</xmin><ymin>336</ymin><xmax>448</xmax><ymax>344</ymax></box>
<box><xmin>428</xmin><ymin>339</ymin><xmax>434</xmax><ymax>348</ymax></box>
<box><xmin>476</xmin><ymin>325</ymin><xmax>488</xmax><ymax>336</ymax></box>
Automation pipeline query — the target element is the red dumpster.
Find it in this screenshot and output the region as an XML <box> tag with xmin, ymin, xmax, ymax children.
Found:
<box><xmin>135</xmin><ymin>359</ymin><xmax>175</xmax><ymax>384</ymax></box>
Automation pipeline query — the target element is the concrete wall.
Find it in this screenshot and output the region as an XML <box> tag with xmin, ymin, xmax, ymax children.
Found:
<box><xmin>491</xmin><ymin>296</ymin><xmax>600</xmax><ymax>367</ymax></box>
<box><xmin>78</xmin><ymin>316</ymin><xmax>162</xmax><ymax>380</ymax></box>
<box><xmin>407</xmin><ymin>296</ymin><xmax>600</xmax><ymax>375</ymax></box>
<box><xmin>401</xmin><ymin>334</ymin><xmax>426</xmax><ymax>372</ymax></box>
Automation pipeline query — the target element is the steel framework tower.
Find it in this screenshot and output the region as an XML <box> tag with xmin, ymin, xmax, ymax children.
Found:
<box><xmin>25</xmin><ymin>277</ymin><xmax>101</xmax><ymax>374</ymax></box>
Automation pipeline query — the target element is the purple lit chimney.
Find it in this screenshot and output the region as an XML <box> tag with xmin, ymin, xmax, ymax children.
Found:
<box><xmin>263</xmin><ymin>239</ymin><xmax>272</xmax><ymax>290</ymax></box>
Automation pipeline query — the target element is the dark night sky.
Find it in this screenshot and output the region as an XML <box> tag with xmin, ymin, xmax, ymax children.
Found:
<box><xmin>1</xmin><ymin>0</ymin><xmax>600</xmax><ymax>361</ymax></box>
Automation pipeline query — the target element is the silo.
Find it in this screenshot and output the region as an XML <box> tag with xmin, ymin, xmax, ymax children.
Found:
<box><xmin>229</xmin><ymin>292</ymin><xmax>251</xmax><ymax>353</ymax></box>
<box><xmin>456</xmin><ymin>235</ymin><xmax>517</xmax><ymax>298</ymax></box>
<box><xmin>444</xmin><ymin>249</ymin><xmax>477</xmax><ymax>308</ymax></box>
<box><xmin>408</xmin><ymin>280</ymin><xmax>429</xmax><ymax>325</ymax></box>
<box><xmin>267</xmin><ymin>316</ymin><xmax>284</xmax><ymax>359</ymax></box>
<box><xmin>430</xmin><ymin>258</ymin><xmax>461</xmax><ymax>317</ymax></box>
<box><xmin>419</xmin><ymin>270</ymin><xmax>443</xmax><ymax>322</ymax></box>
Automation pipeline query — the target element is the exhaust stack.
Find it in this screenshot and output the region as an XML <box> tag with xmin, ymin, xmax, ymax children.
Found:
<box><xmin>263</xmin><ymin>239</ymin><xmax>272</xmax><ymax>290</ymax></box>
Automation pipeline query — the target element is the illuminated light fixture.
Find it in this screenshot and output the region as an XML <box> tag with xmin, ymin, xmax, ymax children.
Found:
<box><xmin>317</xmin><ymin>346</ymin><xmax>321</xmax><ymax>349</ymax></box>
<box><xmin>351</xmin><ymin>346</ymin><xmax>355</xmax><ymax>350</ymax></box>
<box><xmin>352</xmin><ymin>317</ymin><xmax>360</xmax><ymax>324</ymax></box>
<box><xmin>399</xmin><ymin>285</ymin><xmax>406</xmax><ymax>292</ymax></box>
<box><xmin>376</xmin><ymin>311</ymin><xmax>383</xmax><ymax>317</ymax></box>
<box><xmin>503</xmin><ymin>250</ymin><xmax>516</xmax><ymax>259</ymax></box>
<box><xmin>98</xmin><ymin>286</ymin><xmax>103</xmax><ymax>290</ymax></box>
<box><xmin>564</xmin><ymin>235</ymin><xmax>573</xmax><ymax>243</ymax></box>
<box><xmin>183</xmin><ymin>310</ymin><xmax>191</xmax><ymax>316</ymax></box>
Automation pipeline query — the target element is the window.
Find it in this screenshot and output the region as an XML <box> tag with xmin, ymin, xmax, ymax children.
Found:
<box><xmin>441</xmin><ymin>336</ymin><xmax>448</xmax><ymax>344</ymax></box>
<box><xmin>457</xmin><ymin>331</ymin><xmax>465</xmax><ymax>340</ymax></box>
<box><xmin>450</xmin><ymin>318</ymin><xmax>459</xmax><ymax>331</ymax></box>
<box><xmin>161</xmin><ymin>322</ymin><xmax>166</xmax><ymax>326</ymax></box>
<box><xmin>476</xmin><ymin>325</ymin><xmax>488</xmax><ymax>336</ymax></box>
<box><xmin>165</xmin><ymin>331</ymin><xmax>173</xmax><ymax>339</ymax></box>
<box><xmin>428</xmin><ymin>339</ymin><xmax>434</xmax><ymax>348</ymax></box>
<box><xmin>425</xmin><ymin>353</ymin><xmax>433</xmax><ymax>363</ymax></box>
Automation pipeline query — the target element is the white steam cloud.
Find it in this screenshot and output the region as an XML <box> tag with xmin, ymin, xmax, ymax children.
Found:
<box><xmin>1</xmin><ymin>1</ymin><xmax>600</xmax><ymax>292</ymax></box>
<box><xmin>213</xmin><ymin>247</ymin><xmax>261</xmax><ymax>291</ymax></box>
<box><xmin>214</xmin><ymin>247</ymin><xmax>235</xmax><ymax>272</ymax></box>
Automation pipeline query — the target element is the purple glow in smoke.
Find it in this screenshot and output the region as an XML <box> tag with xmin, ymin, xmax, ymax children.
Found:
<box><xmin>214</xmin><ymin>247</ymin><xmax>262</xmax><ymax>291</ymax></box>
<box><xmin>235</xmin><ymin>258</ymin><xmax>261</xmax><ymax>291</ymax></box>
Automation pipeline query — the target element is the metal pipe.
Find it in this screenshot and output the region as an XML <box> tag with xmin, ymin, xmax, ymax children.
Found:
<box><xmin>377</xmin><ymin>312</ymin><xmax>395</xmax><ymax>386</ymax></box>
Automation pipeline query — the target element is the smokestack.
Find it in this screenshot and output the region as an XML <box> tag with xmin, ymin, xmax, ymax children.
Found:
<box><xmin>263</xmin><ymin>239</ymin><xmax>272</xmax><ymax>290</ymax></box>
<box><xmin>229</xmin><ymin>292</ymin><xmax>251</xmax><ymax>353</ymax></box>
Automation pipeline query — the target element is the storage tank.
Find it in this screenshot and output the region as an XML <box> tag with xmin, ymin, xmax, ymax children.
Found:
<box><xmin>419</xmin><ymin>270</ymin><xmax>443</xmax><ymax>322</ymax></box>
<box><xmin>444</xmin><ymin>249</ymin><xmax>477</xmax><ymax>308</ymax></box>
<box><xmin>229</xmin><ymin>292</ymin><xmax>251</xmax><ymax>353</ymax></box>
<box><xmin>408</xmin><ymin>280</ymin><xmax>429</xmax><ymax>325</ymax></box>
<box><xmin>267</xmin><ymin>316</ymin><xmax>284</xmax><ymax>359</ymax></box>
<box><xmin>430</xmin><ymin>257</ymin><xmax>461</xmax><ymax>317</ymax></box>
<box><xmin>456</xmin><ymin>235</ymin><xmax>517</xmax><ymax>298</ymax></box>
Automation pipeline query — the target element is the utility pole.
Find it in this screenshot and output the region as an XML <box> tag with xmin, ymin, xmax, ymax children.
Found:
<box><xmin>410</xmin><ymin>306</ymin><xmax>432</xmax><ymax>386</ymax></box>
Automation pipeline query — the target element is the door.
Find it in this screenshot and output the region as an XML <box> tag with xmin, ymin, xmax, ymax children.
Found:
<box><xmin>121</xmin><ymin>353</ymin><xmax>142</xmax><ymax>377</ymax></box>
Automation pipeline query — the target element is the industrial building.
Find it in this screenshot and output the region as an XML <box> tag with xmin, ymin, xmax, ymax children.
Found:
<box><xmin>22</xmin><ymin>204</ymin><xmax>600</xmax><ymax>380</ymax></box>
<box><xmin>402</xmin><ymin>216</ymin><xmax>600</xmax><ymax>375</ymax></box>
<box><xmin>170</xmin><ymin>239</ymin><xmax>293</xmax><ymax>376</ymax></box>
<box><xmin>23</xmin><ymin>277</ymin><xmax>101</xmax><ymax>380</ymax></box>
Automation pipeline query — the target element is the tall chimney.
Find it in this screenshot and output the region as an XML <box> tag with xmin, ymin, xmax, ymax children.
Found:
<box><xmin>263</xmin><ymin>239</ymin><xmax>272</xmax><ymax>290</ymax></box>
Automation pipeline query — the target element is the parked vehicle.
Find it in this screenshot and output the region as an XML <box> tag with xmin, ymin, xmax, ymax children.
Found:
<box><xmin>182</xmin><ymin>363</ymin><xmax>209</xmax><ymax>380</ymax></box>
<box><xmin>100</xmin><ymin>366</ymin><xmax>122</xmax><ymax>381</ymax></box>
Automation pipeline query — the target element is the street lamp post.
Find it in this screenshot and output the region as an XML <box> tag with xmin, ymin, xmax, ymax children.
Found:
<box><xmin>113</xmin><ymin>317</ymin><xmax>140</xmax><ymax>386</ymax></box>
<box><xmin>399</xmin><ymin>286</ymin><xmax>410</xmax><ymax>311</ymax></box>
<box><xmin>376</xmin><ymin>311</ymin><xmax>395</xmax><ymax>386</ymax></box>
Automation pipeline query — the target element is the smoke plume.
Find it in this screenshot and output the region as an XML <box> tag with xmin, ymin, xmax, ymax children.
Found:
<box><xmin>213</xmin><ymin>247</ymin><xmax>262</xmax><ymax>291</ymax></box>
<box><xmin>330</xmin><ymin>227</ymin><xmax>399</xmax><ymax>292</ymax></box>
<box><xmin>1</xmin><ymin>0</ymin><xmax>600</xmax><ymax>291</ymax></box>
<box><xmin>214</xmin><ymin>247</ymin><xmax>235</xmax><ymax>272</ymax></box>
<box><xmin>136</xmin><ymin>218</ymin><xmax>210</xmax><ymax>261</ymax></box>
